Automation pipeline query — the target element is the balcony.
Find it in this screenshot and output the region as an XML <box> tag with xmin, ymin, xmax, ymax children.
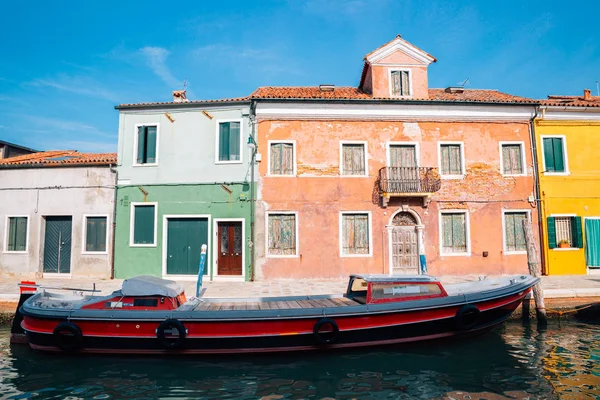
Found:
<box><xmin>378</xmin><ymin>167</ymin><xmax>441</xmax><ymax>207</ymax></box>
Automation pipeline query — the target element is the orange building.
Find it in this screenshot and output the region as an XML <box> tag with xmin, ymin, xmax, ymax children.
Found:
<box><xmin>252</xmin><ymin>36</ymin><xmax>540</xmax><ymax>279</ymax></box>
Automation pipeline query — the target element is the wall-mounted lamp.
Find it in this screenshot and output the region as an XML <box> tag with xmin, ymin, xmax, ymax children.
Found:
<box><xmin>247</xmin><ymin>135</ymin><xmax>257</xmax><ymax>151</ymax></box>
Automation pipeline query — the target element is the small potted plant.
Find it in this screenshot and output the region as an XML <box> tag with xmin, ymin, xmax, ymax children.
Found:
<box><xmin>557</xmin><ymin>239</ymin><xmax>570</xmax><ymax>248</ymax></box>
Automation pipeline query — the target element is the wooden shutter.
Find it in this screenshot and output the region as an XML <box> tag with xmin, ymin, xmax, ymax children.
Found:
<box><xmin>219</xmin><ymin>123</ymin><xmax>230</xmax><ymax>161</ymax></box>
<box><xmin>442</xmin><ymin>213</ymin><xmax>466</xmax><ymax>253</ymax></box>
<box><xmin>390</xmin><ymin>145</ymin><xmax>416</xmax><ymax>167</ymax></box>
<box><xmin>270</xmin><ymin>143</ymin><xmax>282</xmax><ymax>174</ymax></box>
<box><xmin>86</xmin><ymin>217</ymin><xmax>107</xmax><ymax>252</ymax></box>
<box><xmin>229</xmin><ymin>122</ymin><xmax>240</xmax><ymax>161</ymax></box>
<box><xmin>391</xmin><ymin>71</ymin><xmax>400</xmax><ymax>96</ymax></box>
<box><xmin>133</xmin><ymin>205</ymin><xmax>155</xmax><ymax>244</ymax></box>
<box><xmin>8</xmin><ymin>217</ymin><xmax>27</xmax><ymax>251</ymax></box>
<box><xmin>571</xmin><ymin>216</ymin><xmax>583</xmax><ymax>248</ymax></box>
<box><xmin>136</xmin><ymin>126</ymin><xmax>146</xmax><ymax>164</ymax></box>
<box><xmin>441</xmin><ymin>145</ymin><xmax>462</xmax><ymax>175</ymax></box>
<box><xmin>547</xmin><ymin>216</ymin><xmax>557</xmax><ymax>248</ymax></box>
<box><xmin>268</xmin><ymin>214</ymin><xmax>296</xmax><ymax>255</ymax></box>
<box><xmin>343</xmin><ymin>144</ymin><xmax>365</xmax><ymax>175</ymax></box>
<box><xmin>343</xmin><ymin>214</ymin><xmax>369</xmax><ymax>255</ymax></box>
<box><xmin>145</xmin><ymin>126</ymin><xmax>157</xmax><ymax>163</ymax></box>
<box><xmin>400</xmin><ymin>71</ymin><xmax>410</xmax><ymax>96</ymax></box>
<box><xmin>270</xmin><ymin>143</ymin><xmax>293</xmax><ymax>175</ymax></box>
<box><xmin>505</xmin><ymin>212</ymin><xmax>527</xmax><ymax>251</ymax></box>
<box><xmin>502</xmin><ymin>145</ymin><xmax>523</xmax><ymax>174</ymax></box>
<box><xmin>543</xmin><ymin>138</ymin><xmax>564</xmax><ymax>172</ymax></box>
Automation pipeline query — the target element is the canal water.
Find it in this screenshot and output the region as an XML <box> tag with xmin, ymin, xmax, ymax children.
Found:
<box><xmin>0</xmin><ymin>320</ymin><xmax>598</xmax><ymax>399</ymax></box>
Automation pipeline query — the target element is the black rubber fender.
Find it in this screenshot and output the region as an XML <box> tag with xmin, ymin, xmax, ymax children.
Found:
<box><xmin>454</xmin><ymin>304</ymin><xmax>481</xmax><ymax>331</ymax></box>
<box><xmin>156</xmin><ymin>319</ymin><xmax>186</xmax><ymax>350</ymax></box>
<box><xmin>53</xmin><ymin>321</ymin><xmax>83</xmax><ymax>352</ymax></box>
<box><xmin>313</xmin><ymin>317</ymin><xmax>340</xmax><ymax>345</ymax></box>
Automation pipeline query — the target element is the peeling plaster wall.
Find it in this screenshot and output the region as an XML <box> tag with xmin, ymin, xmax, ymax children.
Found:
<box><xmin>0</xmin><ymin>167</ymin><xmax>115</xmax><ymax>278</ymax></box>
<box><xmin>256</xmin><ymin>119</ymin><xmax>539</xmax><ymax>279</ymax></box>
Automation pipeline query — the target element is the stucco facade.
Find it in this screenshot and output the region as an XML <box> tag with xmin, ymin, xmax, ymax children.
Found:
<box><xmin>0</xmin><ymin>165</ymin><xmax>115</xmax><ymax>278</ymax></box>
<box><xmin>114</xmin><ymin>100</ymin><xmax>256</xmax><ymax>281</ymax></box>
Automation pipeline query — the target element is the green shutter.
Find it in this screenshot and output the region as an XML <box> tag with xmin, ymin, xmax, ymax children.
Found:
<box><xmin>145</xmin><ymin>126</ymin><xmax>157</xmax><ymax>163</ymax></box>
<box><xmin>229</xmin><ymin>122</ymin><xmax>240</xmax><ymax>161</ymax></box>
<box><xmin>133</xmin><ymin>205</ymin><xmax>155</xmax><ymax>244</ymax></box>
<box><xmin>219</xmin><ymin>123</ymin><xmax>230</xmax><ymax>161</ymax></box>
<box><xmin>137</xmin><ymin>126</ymin><xmax>146</xmax><ymax>164</ymax></box>
<box><xmin>572</xmin><ymin>216</ymin><xmax>583</xmax><ymax>248</ymax></box>
<box><xmin>552</xmin><ymin>138</ymin><xmax>564</xmax><ymax>172</ymax></box>
<box><xmin>8</xmin><ymin>217</ymin><xmax>27</xmax><ymax>251</ymax></box>
<box><xmin>7</xmin><ymin>218</ymin><xmax>16</xmax><ymax>251</ymax></box>
<box><xmin>86</xmin><ymin>217</ymin><xmax>107</xmax><ymax>252</ymax></box>
<box><xmin>547</xmin><ymin>216</ymin><xmax>557</xmax><ymax>249</ymax></box>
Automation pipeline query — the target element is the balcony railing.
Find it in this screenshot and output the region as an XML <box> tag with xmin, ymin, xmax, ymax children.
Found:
<box><xmin>378</xmin><ymin>167</ymin><xmax>441</xmax><ymax>207</ymax></box>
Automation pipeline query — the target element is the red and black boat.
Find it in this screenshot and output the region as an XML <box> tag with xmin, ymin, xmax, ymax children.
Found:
<box><xmin>15</xmin><ymin>274</ymin><xmax>538</xmax><ymax>354</ymax></box>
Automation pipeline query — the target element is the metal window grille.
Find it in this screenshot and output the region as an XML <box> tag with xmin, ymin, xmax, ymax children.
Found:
<box><xmin>555</xmin><ymin>217</ymin><xmax>573</xmax><ymax>246</ymax></box>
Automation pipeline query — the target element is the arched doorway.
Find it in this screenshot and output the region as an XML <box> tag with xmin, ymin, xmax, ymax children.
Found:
<box><xmin>387</xmin><ymin>209</ymin><xmax>425</xmax><ymax>275</ymax></box>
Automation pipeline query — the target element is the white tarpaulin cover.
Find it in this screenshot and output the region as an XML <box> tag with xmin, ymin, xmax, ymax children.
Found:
<box><xmin>121</xmin><ymin>275</ymin><xmax>184</xmax><ymax>297</ymax></box>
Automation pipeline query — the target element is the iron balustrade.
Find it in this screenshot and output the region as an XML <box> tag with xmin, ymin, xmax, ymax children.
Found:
<box><xmin>378</xmin><ymin>167</ymin><xmax>441</xmax><ymax>194</ymax></box>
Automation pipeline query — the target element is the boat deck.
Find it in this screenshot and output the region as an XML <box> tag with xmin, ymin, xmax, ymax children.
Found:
<box><xmin>186</xmin><ymin>296</ymin><xmax>361</xmax><ymax>311</ymax></box>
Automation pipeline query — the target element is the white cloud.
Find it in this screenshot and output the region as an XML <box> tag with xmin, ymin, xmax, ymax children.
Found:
<box><xmin>22</xmin><ymin>115</ymin><xmax>115</xmax><ymax>139</ymax></box>
<box><xmin>139</xmin><ymin>46</ymin><xmax>185</xmax><ymax>91</ymax></box>
<box><xmin>28</xmin><ymin>74</ymin><xmax>120</xmax><ymax>102</ymax></box>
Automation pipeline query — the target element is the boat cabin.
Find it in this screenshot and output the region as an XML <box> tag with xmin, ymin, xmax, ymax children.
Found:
<box><xmin>345</xmin><ymin>274</ymin><xmax>448</xmax><ymax>304</ymax></box>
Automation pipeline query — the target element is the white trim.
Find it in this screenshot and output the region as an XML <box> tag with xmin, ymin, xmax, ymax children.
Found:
<box><xmin>162</xmin><ymin>214</ymin><xmax>212</xmax><ymax>279</ymax></box>
<box><xmin>133</xmin><ymin>123</ymin><xmax>160</xmax><ymax>167</ymax></box>
<box><xmin>339</xmin><ymin>211</ymin><xmax>373</xmax><ymax>258</ymax></box>
<box><xmin>540</xmin><ymin>135</ymin><xmax>569</xmax><ymax>176</ymax></box>
<box><xmin>42</xmin><ymin>273</ymin><xmax>72</xmax><ymax>279</ymax></box>
<box><xmin>255</xmin><ymin>103</ymin><xmax>536</xmax><ymax>122</ymax></box>
<box><xmin>339</xmin><ymin>140</ymin><xmax>369</xmax><ymax>177</ymax></box>
<box><xmin>81</xmin><ymin>214</ymin><xmax>110</xmax><ymax>255</ymax></box>
<box><xmin>499</xmin><ymin>141</ymin><xmax>527</xmax><ymax>176</ymax></box>
<box><xmin>438</xmin><ymin>210</ymin><xmax>471</xmax><ymax>256</ymax></box>
<box><xmin>212</xmin><ymin>218</ymin><xmax>246</xmax><ymax>281</ymax></box>
<box><xmin>386</xmin><ymin>141</ymin><xmax>420</xmax><ymax>167</ymax></box>
<box><xmin>366</xmin><ymin>37</ymin><xmax>436</xmax><ymax>65</ymax></box>
<box><xmin>549</xmin><ymin>214</ymin><xmax>578</xmax><ymax>251</ymax></box>
<box><xmin>3</xmin><ymin>215</ymin><xmax>30</xmax><ymax>254</ymax></box>
<box><xmin>129</xmin><ymin>202</ymin><xmax>158</xmax><ymax>247</ymax></box>
<box><xmin>388</xmin><ymin>68</ymin><xmax>413</xmax><ymax>98</ymax></box>
<box><xmin>215</xmin><ymin>119</ymin><xmax>244</xmax><ymax>164</ymax></box>
<box><xmin>267</xmin><ymin>140</ymin><xmax>297</xmax><ymax>176</ymax></box>
<box><xmin>437</xmin><ymin>141</ymin><xmax>466</xmax><ymax>179</ymax></box>
<box><xmin>501</xmin><ymin>209</ymin><xmax>531</xmax><ymax>255</ymax></box>
<box><xmin>265</xmin><ymin>211</ymin><xmax>299</xmax><ymax>258</ymax></box>
<box><xmin>538</xmin><ymin>107</ymin><xmax>600</xmax><ymax>121</ymax></box>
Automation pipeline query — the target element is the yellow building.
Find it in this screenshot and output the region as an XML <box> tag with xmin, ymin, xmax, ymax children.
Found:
<box><xmin>535</xmin><ymin>89</ymin><xmax>600</xmax><ymax>275</ymax></box>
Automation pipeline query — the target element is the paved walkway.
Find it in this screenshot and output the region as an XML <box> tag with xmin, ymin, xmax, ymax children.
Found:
<box><xmin>0</xmin><ymin>272</ymin><xmax>598</xmax><ymax>301</ymax></box>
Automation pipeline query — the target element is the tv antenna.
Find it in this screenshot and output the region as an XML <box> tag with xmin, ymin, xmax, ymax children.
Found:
<box><xmin>183</xmin><ymin>78</ymin><xmax>188</xmax><ymax>91</ymax></box>
<box><xmin>596</xmin><ymin>81</ymin><xmax>599</xmax><ymax>96</ymax></box>
<box><xmin>460</xmin><ymin>78</ymin><xmax>470</xmax><ymax>88</ymax></box>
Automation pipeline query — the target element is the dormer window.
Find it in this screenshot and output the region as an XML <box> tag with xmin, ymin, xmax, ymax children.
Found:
<box><xmin>390</xmin><ymin>70</ymin><xmax>411</xmax><ymax>97</ymax></box>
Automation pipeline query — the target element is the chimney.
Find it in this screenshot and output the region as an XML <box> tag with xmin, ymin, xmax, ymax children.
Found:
<box><xmin>172</xmin><ymin>90</ymin><xmax>188</xmax><ymax>103</ymax></box>
<box><xmin>445</xmin><ymin>86</ymin><xmax>464</xmax><ymax>94</ymax></box>
<box><xmin>583</xmin><ymin>89</ymin><xmax>591</xmax><ymax>100</ymax></box>
<box><xmin>319</xmin><ymin>84</ymin><xmax>335</xmax><ymax>92</ymax></box>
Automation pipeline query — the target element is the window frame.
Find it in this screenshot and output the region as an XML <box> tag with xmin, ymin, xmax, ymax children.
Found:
<box><xmin>386</xmin><ymin>141</ymin><xmax>420</xmax><ymax>167</ymax></box>
<box><xmin>215</xmin><ymin>119</ymin><xmax>244</xmax><ymax>165</ymax></box>
<box><xmin>501</xmin><ymin>209</ymin><xmax>531</xmax><ymax>255</ymax></box>
<box><xmin>438</xmin><ymin>210</ymin><xmax>471</xmax><ymax>256</ymax></box>
<box><xmin>540</xmin><ymin>135</ymin><xmax>569</xmax><ymax>176</ymax></box>
<box><xmin>129</xmin><ymin>202</ymin><xmax>158</xmax><ymax>247</ymax></box>
<box><xmin>267</xmin><ymin>140</ymin><xmax>297</xmax><ymax>176</ymax></box>
<box><xmin>339</xmin><ymin>140</ymin><xmax>369</xmax><ymax>177</ymax></box>
<box><xmin>81</xmin><ymin>214</ymin><xmax>110</xmax><ymax>255</ymax></box>
<box><xmin>339</xmin><ymin>211</ymin><xmax>373</xmax><ymax>258</ymax></box>
<box><xmin>265</xmin><ymin>211</ymin><xmax>299</xmax><ymax>258</ymax></box>
<box><xmin>388</xmin><ymin>68</ymin><xmax>413</xmax><ymax>98</ymax></box>
<box><xmin>499</xmin><ymin>141</ymin><xmax>527</xmax><ymax>177</ymax></box>
<box><xmin>437</xmin><ymin>141</ymin><xmax>466</xmax><ymax>179</ymax></box>
<box><xmin>3</xmin><ymin>215</ymin><xmax>30</xmax><ymax>254</ymax></box>
<box><xmin>549</xmin><ymin>213</ymin><xmax>579</xmax><ymax>251</ymax></box>
<box><xmin>133</xmin><ymin>123</ymin><xmax>160</xmax><ymax>167</ymax></box>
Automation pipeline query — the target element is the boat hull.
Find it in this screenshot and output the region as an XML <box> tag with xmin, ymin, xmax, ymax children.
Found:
<box><xmin>21</xmin><ymin>290</ymin><xmax>529</xmax><ymax>355</ymax></box>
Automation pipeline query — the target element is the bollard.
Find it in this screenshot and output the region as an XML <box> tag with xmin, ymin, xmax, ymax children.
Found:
<box><xmin>522</xmin><ymin>220</ymin><xmax>547</xmax><ymax>324</ymax></box>
<box><xmin>196</xmin><ymin>244</ymin><xmax>207</xmax><ymax>297</ymax></box>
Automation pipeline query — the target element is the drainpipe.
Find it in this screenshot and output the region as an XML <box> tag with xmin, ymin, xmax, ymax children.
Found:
<box><xmin>528</xmin><ymin>105</ymin><xmax>546</xmax><ymax>275</ymax></box>
<box><xmin>109</xmin><ymin>163</ymin><xmax>118</xmax><ymax>279</ymax></box>
<box><xmin>249</xmin><ymin>100</ymin><xmax>257</xmax><ymax>281</ymax></box>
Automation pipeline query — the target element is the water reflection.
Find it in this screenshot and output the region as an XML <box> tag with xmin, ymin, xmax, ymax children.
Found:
<box><xmin>0</xmin><ymin>321</ymin><xmax>598</xmax><ymax>399</ymax></box>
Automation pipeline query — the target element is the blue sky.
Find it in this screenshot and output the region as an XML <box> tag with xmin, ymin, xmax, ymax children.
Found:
<box><xmin>1</xmin><ymin>0</ymin><xmax>598</xmax><ymax>153</ymax></box>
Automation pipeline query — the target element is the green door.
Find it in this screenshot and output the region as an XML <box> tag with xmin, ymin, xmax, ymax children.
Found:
<box><xmin>166</xmin><ymin>218</ymin><xmax>208</xmax><ymax>275</ymax></box>
<box><xmin>43</xmin><ymin>216</ymin><xmax>72</xmax><ymax>274</ymax></box>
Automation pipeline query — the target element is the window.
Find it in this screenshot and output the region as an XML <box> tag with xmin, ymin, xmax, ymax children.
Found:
<box><xmin>217</xmin><ymin>121</ymin><xmax>242</xmax><ymax>162</ymax></box>
<box><xmin>84</xmin><ymin>216</ymin><xmax>107</xmax><ymax>253</ymax></box>
<box><xmin>439</xmin><ymin>143</ymin><xmax>464</xmax><ymax>177</ymax></box>
<box><xmin>547</xmin><ymin>216</ymin><xmax>582</xmax><ymax>249</ymax></box>
<box><xmin>341</xmin><ymin>212</ymin><xmax>371</xmax><ymax>256</ymax></box>
<box><xmin>269</xmin><ymin>142</ymin><xmax>295</xmax><ymax>175</ymax></box>
<box><xmin>501</xmin><ymin>143</ymin><xmax>525</xmax><ymax>175</ymax></box>
<box><xmin>390</xmin><ymin>70</ymin><xmax>410</xmax><ymax>96</ymax></box>
<box><xmin>542</xmin><ymin>137</ymin><xmax>567</xmax><ymax>173</ymax></box>
<box><xmin>341</xmin><ymin>142</ymin><xmax>367</xmax><ymax>176</ymax></box>
<box><xmin>6</xmin><ymin>216</ymin><xmax>28</xmax><ymax>252</ymax></box>
<box><xmin>135</xmin><ymin>125</ymin><xmax>158</xmax><ymax>165</ymax></box>
<box><xmin>440</xmin><ymin>212</ymin><xmax>469</xmax><ymax>254</ymax></box>
<box><xmin>504</xmin><ymin>212</ymin><xmax>528</xmax><ymax>253</ymax></box>
<box><xmin>389</xmin><ymin>144</ymin><xmax>417</xmax><ymax>167</ymax></box>
<box><xmin>130</xmin><ymin>203</ymin><xmax>157</xmax><ymax>246</ymax></box>
<box><xmin>267</xmin><ymin>213</ymin><xmax>297</xmax><ymax>256</ymax></box>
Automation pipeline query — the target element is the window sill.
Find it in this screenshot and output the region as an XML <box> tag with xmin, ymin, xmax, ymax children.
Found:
<box><xmin>340</xmin><ymin>254</ymin><xmax>373</xmax><ymax>258</ymax></box>
<box><xmin>504</xmin><ymin>251</ymin><xmax>527</xmax><ymax>255</ymax></box>
<box><xmin>129</xmin><ymin>243</ymin><xmax>157</xmax><ymax>248</ymax></box>
<box><xmin>266</xmin><ymin>254</ymin><xmax>300</xmax><ymax>259</ymax></box>
<box><xmin>82</xmin><ymin>251</ymin><xmax>109</xmax><ymax>255</ymax></box>
<box><xmin>339</xmin><ymin>174</ymin><xmax>370</xmax><ymax>178</ymax></box>
<box><xmin>552</xmin><ymin>248</ymin><xmax>580</xmax><ymax>251</ymax></box>
<box><xmin>501</xmin><ymin>173</ymin><xmax>527</xmax><ymax>177</ymax></box>
<box><xmin>133</xmin><ymin>163</ymin><xmax>159</xmax><ymax>167</ymax></box>
<box><xmin>440</xmin><ymin>252</ymin><xmax>471</xmax><ymax>257</ymax></box>
<box><xmin>266</xmin><ymin>174</ymin><xmax>297</xmax><ymax>177</ymax></box>
<box><xmin>441</xmin><ymin>175</ymin><xmax>465</xmax><ymax>180</ymax></box>
<box><xmin>2</xmin><ymin>251</ymin><xmax>28</xmax><ymax>254</ymax></box>
<box><xmin>215</xmin><ymin>160</ymin><xmax>243</xmax><ymax>165</ymax></box>
<box><xmin>543</xmin><ymin>172</ymin><xmax>570</xmax><ymax>176</ymax></box>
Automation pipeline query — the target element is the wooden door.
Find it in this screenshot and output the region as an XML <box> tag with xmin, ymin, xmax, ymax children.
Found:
<box><xmin>44</xmin><ymin>216</ymin><xmax>72</xmax><ymax>274</ymax></box>
<box><xmin>166</xmin><ymin>218</ymin><xmax>208</xmax><ymax>275</ymax></box>
<box><xmin>217</xmin><ymin>222</ymin><xmax>243</xmax><ymax>275</ymax></box>
<box><xmin>391</xmin><ymin>227</ymin><xmax>419</xmax><ymax>274</ymax></box>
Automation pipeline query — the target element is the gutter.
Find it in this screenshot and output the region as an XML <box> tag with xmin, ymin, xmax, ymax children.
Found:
<box><xmin>249</xmin><ymin>100</ymin><xmax>257</xmax><ymax>282</ymax></box>
<box><xmin>114</xmin><ymin>100</ymin><xmax>251</xmax><ymax>111</ymax></box>
<box><xmin>0</xmin><ymin>163</ymin><xmax>115</xmax><ymax>170</ymax></box>
<box><xmin>529</xmin><ymin>106</ymin><xmax>546</xmax><ymax>275</ymax></box>
<box><xmin>109</xmin><ymin>163</ymin><xmax>118</xmax><ymax>280</ymax></box>
<box><xmin>252</xmin><ymin>98</ymin><xmax>541</xmax><ymax>107</ymax></box>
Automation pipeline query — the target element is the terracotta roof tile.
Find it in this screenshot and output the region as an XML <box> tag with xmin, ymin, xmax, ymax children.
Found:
<box><xmin>250</xmin><ymin>86</ymin><xmax>536</xmax><ymax>104</ymax></box>
<box><xmin>0</xmin><ymin>150</ymin><xmax>116</xmax><ymax>167</ymax></box>
<box><xmin>542</xmin><ymin>95</ymin><xmax>600</xmax><ymax>108</ymax></box>
<box><xmin>116</xmin><ymin>96</ymin><xmax>249</xmax><ymax>109</ymax></box>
